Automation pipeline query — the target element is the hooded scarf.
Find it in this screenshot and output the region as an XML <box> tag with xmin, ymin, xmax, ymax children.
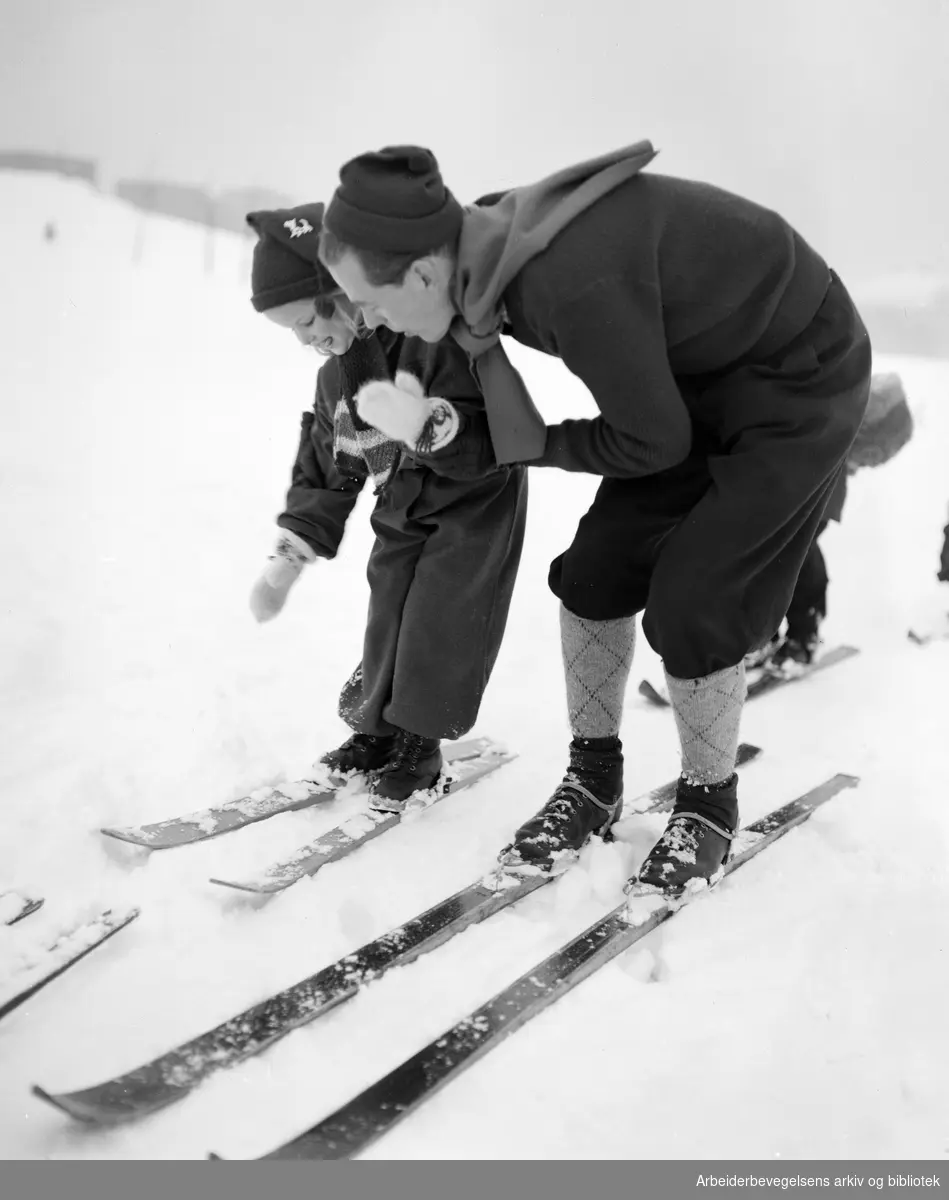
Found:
<box><xmin>449</xmin><ymin>140</ymin><xmax>659</xmax><ymax>463</ymax></box>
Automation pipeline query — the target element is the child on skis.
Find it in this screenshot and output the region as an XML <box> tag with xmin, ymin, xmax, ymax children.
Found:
<box><xmin>245</xmin><ymin>203</ymin><xmax>527</xmax><ymax>810</ymax></box>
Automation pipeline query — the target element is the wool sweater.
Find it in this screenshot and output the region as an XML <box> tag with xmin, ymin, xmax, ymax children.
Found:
<box><xmin>494</xmin><ymin>172</ymin><xmax>832</xmax><ymax>477</ymax></box>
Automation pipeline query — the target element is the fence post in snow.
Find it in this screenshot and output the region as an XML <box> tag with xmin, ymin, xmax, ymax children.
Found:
<box><xmin>204</xmin><ymin>190</ymin><xmax>216</xmax><ymax>278</ymax></box>
<box><xmin>131</xmin><ymin>186</ymin><xmax>151</xmax><ymax>266</ymax></box>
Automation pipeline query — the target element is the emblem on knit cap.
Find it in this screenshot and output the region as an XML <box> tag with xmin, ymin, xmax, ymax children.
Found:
<box><xmin>406</xmin><ymin>150</ymin><xmax>434</xmax><ymax>174</ymax></box>
<box><xmin>283</xmin><ymin>217</ymin><xmax>314</xmax><ymax>238</ymax></box>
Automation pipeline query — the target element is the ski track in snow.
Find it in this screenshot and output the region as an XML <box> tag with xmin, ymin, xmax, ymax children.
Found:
<box><xmin>1</xmin><ymin>171</ymin><xmax>948</xmax><ymax>1161</ymax></box>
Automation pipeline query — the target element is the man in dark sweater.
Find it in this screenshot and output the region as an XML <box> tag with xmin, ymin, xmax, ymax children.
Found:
<box><xmin>317</xmin><ymin>142</ymin><xmax>871</xmax><ymax>894</ymax></box>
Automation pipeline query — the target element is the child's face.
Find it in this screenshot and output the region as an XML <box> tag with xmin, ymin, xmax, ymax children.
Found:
<box><xmin>264</xmin><ymin>297</ymin><xmax>359</xmax><ymax>356</ymax></box>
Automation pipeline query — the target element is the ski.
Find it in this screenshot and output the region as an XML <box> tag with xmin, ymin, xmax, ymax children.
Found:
<box><xmin>29</xmin><ymin>745</ymin><xmax>761</xmax><ymax>1126</ymax></box>
<box><xmin>99</xmin><ymin>737</ymin><xmax>495</xmax><ymax>851</ymax></box>
<box><xmin>208</xmin><ymin>738</ymin><xmax>515</xmax><ymax>895</ymax></box>
<box><xmin>638</xmin><ymin>644</ymin><xmax>860</xmax><ymax>708</ymax></box>
<box><xmin>1</xmin><ymin>891</ymin><xmax>44</xmax><ymax>926</ymax></box>
<box><xmin>238</xmin><ymin>770</ymin><xmax>858</xmax><ymax>1161</ymax></box>
<box><xmin>1</xmin><ymin>907</ymin><xmax>140</xmax><ymax>1021</ymax></box>
<box><xmin>908</xmin><ymin>625</ymin><xmax>949</xmax><ymax>647</ymax></box>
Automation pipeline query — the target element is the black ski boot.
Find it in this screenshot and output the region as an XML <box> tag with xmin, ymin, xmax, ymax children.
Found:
<box><xmin>772</xmin><ymin>635</ymin><xmax>819</xmax><ymax>669</ymax></box>
<box><xmin>368</xmin><ymin>730</ymin><xmax>443</xmax><ymax>812</ymax></box>
<box><xmin>771</xmin><ymin>630</ymin><xmax>820</xmax><ymax>669</ymax></box>
<box><xmin>632</xmin><ymin>773</ymin><xmax>739</xmax><ymax>896</ymax></box>
<box><xmin>501</xmin><ymin>736</ymin><xmax>624</xmax><ymax>873</ymax></box>
<box><xmin>319</xmin><ymin>732</ymin><xmax>397</xmax><ymax>776</ymax></box>
<box><xmin>743</xmin><ymin>632</ymin><xmax>781</xmax><ymax>671</ymax></box>
<box><xmin>771</xmin><ymin>609</ymin><xmax>821</xmax><ymax>671</ymax></box>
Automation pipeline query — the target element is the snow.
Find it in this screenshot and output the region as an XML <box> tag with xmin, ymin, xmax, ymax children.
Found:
<box><xmin>853</xmin><ymin>270</ymin><xmax>949</xmax><ymax>308</ymax></box>
<box><xmin>1</xmin><ymin>169</ymin><xmax>948</xmax><ymax>1161</ymax></box>
<box><xmin>0</xmin><ymin>892</ymin><xmax>30</xmax><ymax>924</ymax></box>
<box><xmin>0</xmin><ymin>907</ymin><xmax>138</xmax><ymax>1004</ymax></box>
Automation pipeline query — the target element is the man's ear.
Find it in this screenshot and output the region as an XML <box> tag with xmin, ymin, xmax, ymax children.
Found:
<box><xmin>408</xmin><ymin>257</ymin><xmax>439</xmax><ymax>290</ymax></box>
<box><xmin>409</xmin><ymin>255</ymin><xmax>453</xmax><ymax>291</ymax></box>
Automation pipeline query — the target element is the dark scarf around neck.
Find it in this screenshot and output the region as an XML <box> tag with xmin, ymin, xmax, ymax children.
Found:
<box><xmin>450</xmin><ymin>140</ymin><xmax>659</xmax><ymax>464</ymax></box>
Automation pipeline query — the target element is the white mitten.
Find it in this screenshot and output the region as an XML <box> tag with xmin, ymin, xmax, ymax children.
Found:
<box><xmin>249</xmin><ymin>530</ymin><xmax>317</xmax><ymax>623</ymax></box>
<box><xmin>355</xmin><ymin>371</ymin><xmax>459</xmax><ymax>451</ymax></box>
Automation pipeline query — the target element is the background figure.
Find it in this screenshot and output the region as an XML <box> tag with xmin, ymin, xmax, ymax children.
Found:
<box><xmin>938</xmin><ymin>508</ymin><xmax>949</xmax><ymax>586</ymax></box>
<box><xmin>776</xmin><ymin>492</ymin><xmax>844</xmax><ymax>667</ymax></box>
<box><xmin>766</xmin><ymin>371</ymin><xmax>914</xmax><ymax>667</ymax></box>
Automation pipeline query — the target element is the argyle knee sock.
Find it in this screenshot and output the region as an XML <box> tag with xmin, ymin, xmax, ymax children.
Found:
<box><xmin>664</xmin><ymin>660</ymin><xmax>745</xmax><ymax>785</ymax></box>
<box><xmin>560</xmin><ymin>604</ymin><xmax>636</xmax><ymax>739</ymax></box>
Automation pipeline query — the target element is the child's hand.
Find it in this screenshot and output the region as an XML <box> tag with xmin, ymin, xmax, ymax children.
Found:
<box><xmin>355</xmin><ymin>372</ymin><xmax>459</xmax><ymax>452</ymax></box>
<box><xmin>355</xmin><ymin>374</ymin><xmax>431</xmax><ymax>444</ymax></box>
<box><xmin>249</xmin><ymin>531</ymin><xmax>316</xmax><ymax>623</ymax></box>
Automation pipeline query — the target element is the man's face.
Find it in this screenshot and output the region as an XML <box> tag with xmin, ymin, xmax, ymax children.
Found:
<box><xmin>326</xmin><ymin>251</ymin><xmax>455</xmax><ymax>343</ymax></box>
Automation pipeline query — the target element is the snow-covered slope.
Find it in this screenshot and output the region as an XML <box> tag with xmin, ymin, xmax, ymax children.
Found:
<box><xmin>1</xmin><ymin>172</ymin><xmax>947</xmax><ymax>1160</ymax></box>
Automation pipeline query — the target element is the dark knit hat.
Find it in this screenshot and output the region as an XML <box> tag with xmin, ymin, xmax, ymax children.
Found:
<box><xmin>324</xmin><ymin>146</ymin><xmax>464</xmax><ymax>255</ymax></box>
<box><xmin>246</xmin><ymin>202</ymin><xmax>338</xmax><ymax>312</ymax></box>
<box><xmin>848</xmin><ymin>372</ymin><xmax>914</xmax><ymax>469</ymax></box>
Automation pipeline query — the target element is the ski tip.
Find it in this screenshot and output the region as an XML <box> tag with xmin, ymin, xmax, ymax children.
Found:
<box><xmin>207</xmin><ymin>876</ymin><xmax>282</xmax><ymax>895</ymax></box>
<box><xmin>908</xmin><ymin>628</ymin><xmax>947</xmax><ymax>646</ymax></box>
<box><xmin>99</xmin><ymin>827</ymin><xmax>152</xmax><ymax>848</ymax></box>
<box><xmin>637</xmin><ymin>679</ymin><xmax>670</xmax><ymax>706</ymax></box>
<box><xmin>109</xmin><ymin>905</ymin><xmax>143</xmax><ymax>924</ymax></box>
<box><xmin>797</xmin><ymin>772</ymin><xmax>860</xmax><ymax>797</ymax></box>
<box><xmin>7</xmin><ymin>897</ymin><xmax>44</xmax><ymax>925</ymax></box>
<box><xmin>96</xmin><ymin>906</ymin><xmax>142</xmax><ymax>937</ymax></box>
<box><xmin>30</xmin><ymin>1084</ymin><xmax>100</xmax><ymax>1123</ymax></box>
